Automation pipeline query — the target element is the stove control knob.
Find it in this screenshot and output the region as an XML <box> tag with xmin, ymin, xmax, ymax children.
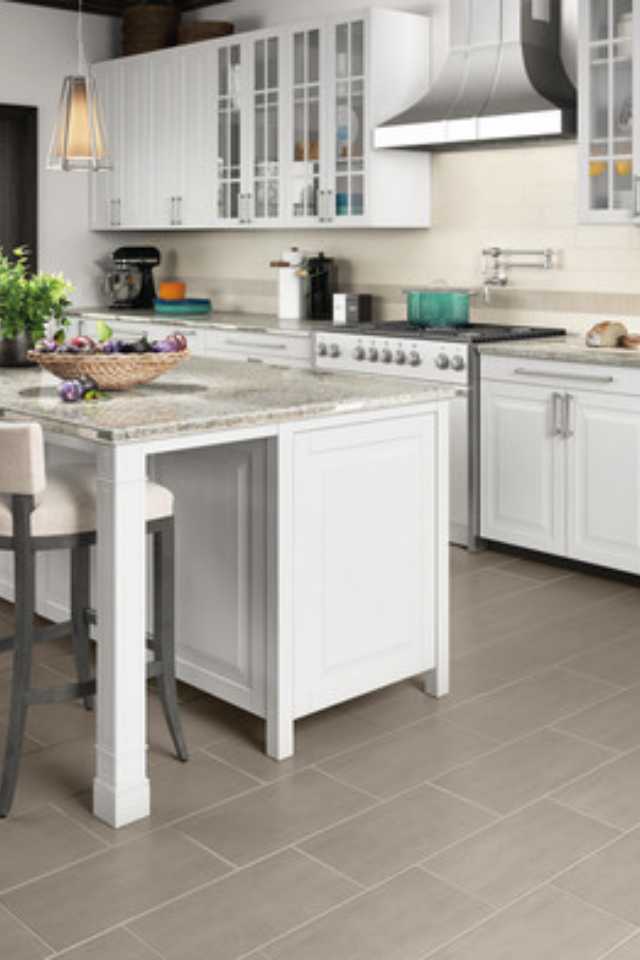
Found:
<box><xmin>352</xmin><ymin>346</ymin><xmax>366</xmax><ymax>361</ymax></box>
<box><xmin>395</xmin><ymin>350</ymin><xmax>407</xmax><ymax>365</ymax></box>
<box><xmin>381</xmin><ymin>348</ymin><xmax>393</xmax><ymax>364</ymax></box>
<box><xmin>368</xmin><ymin>348</ymin><xmax>379</xmax><ymax>362</ymax></box>
<box><xmin>451</xmin><ymin>355</ymin><xmax>466</xmax><ymax>372</ymax></box>
<box><xmin>329</xmin><ymin>343</ymin><xmax>341</xmax><ymax>358</ymax></box>
<box><xmin>317</xmin><ymin>341</ymin><xmax>328</xmax><ymax>357</ymax></box>
<box><xmin>408</xmin><ymin>350</ymin><xmax>421</xmax><ymax>367</ymax></box>
<box><xmin>435</xmin><ymin>353</ymin><xmax>450</xmax><ymax>370</ymax></box>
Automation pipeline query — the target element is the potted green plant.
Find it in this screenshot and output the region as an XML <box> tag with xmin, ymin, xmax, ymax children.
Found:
<box><xmin>0</xmin><ymin>248</ymin><xmax>73</xmax><ymax>367</ymax></box>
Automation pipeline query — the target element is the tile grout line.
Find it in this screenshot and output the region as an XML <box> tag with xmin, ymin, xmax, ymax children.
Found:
<box><xmin>292</xmin><ymin>845</ymin><xmax>368</xmax><ymax>891</ymax></box>
<box><xmin>452</xmin><ymin>587</ymin><xmax>639</xmax><ymax>668</ymax></box>
<box><xmin>0</xmin><ymin>900</ymin><xmax>57</xmax><ymax>956</ymax></box>
<box><xmin>47</xmin><ymin>802</ymin><xmax>112</xmax><ymax>850</ymax></box>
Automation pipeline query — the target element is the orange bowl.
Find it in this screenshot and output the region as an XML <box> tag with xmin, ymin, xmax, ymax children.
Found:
<box><xmin>159</xmin><ymin>281</ymin><xmax>187</xmax><ymax>301</ymax></box>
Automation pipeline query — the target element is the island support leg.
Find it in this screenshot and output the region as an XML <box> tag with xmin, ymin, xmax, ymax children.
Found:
<box><xmin>266</xmin><ymin>432</ymin><xmax>295</xmax><ymax>760</ymax></box>
<box><xmin>93</xmin><ymin>443</ymin><xmax>150</xmax><ymax>827</ymax></box>
<box><xmin>425</xmin><ymin>404</ymin><xmax>450</xmax><ymax>698</ymax></box>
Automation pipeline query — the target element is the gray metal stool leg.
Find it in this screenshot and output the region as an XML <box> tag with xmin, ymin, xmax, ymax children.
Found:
<box><xmin>71</xmin><ymin>545</ymin><xmax>94</xmax><ymax>711</ymax></box>
<box><xmin>0</xmin><ymin>497</ymin><xmax>36</xmax><ymax>817</ymax></box>
<box><xmin>153</xmin><ymin>518</ymin><xmax>188</xmax><ymax>762</ymax></box>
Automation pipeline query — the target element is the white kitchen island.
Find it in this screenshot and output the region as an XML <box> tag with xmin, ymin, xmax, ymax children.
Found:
<box><xmin>0</xmin><ymin>358</ymin><xmax>452</xmax><ymax>827</ymax></box>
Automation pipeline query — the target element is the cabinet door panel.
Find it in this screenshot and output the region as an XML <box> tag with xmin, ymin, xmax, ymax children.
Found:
<box><xmin>154</xmin><ymin>443</ymin><xmax>268</xmax><ymax>716</ymax></box>
<box><xmin>215</xmin><ymin>39</ymin><xmax>246</xmax><ymax>225</ymax></box>
<box><xmin>150</xmin><ymin>50</ymin><xmax>185</xmax><ymax>227</ymax></box>
<box><xmin>286</xmin><ymin>24</ymin><xmax>325</xmax><ymax>224</ymax></box>
<box><xmin>579</xmin><ymin>0</ymin><xmax>635</xmax><ymax>223</ymax></box>
<box><xmin>327</xmin><ymin>16</ymin><xmax>367</xmax><ymax>224</ymax></box>
<box><xmin>248</xmin><ymin>33</ymin><xmax>283</xmax><ymax>225</ymax></box>
<box><xmin>90</xmin><ymin>61</ymin><xmax>122</xmax><ymax>229</ymax></box>
<box><xmin>121</xmin><ymin>56</ymin><xmax>153</xmax><ymax>227</ymax></box>
<box><xmin>482</xmin><ymin>382</ymin><xmax>565</xmax><ymax>553</ymax></box>
<box><xmin>567</xmin><ymin>390</ymin><xmax>640</xmax><ymax>572</ymax></box>
<box><xmin>292</xmin><ymin>415</ymin><xmax>438</xmax><ymax>717</ymax></box>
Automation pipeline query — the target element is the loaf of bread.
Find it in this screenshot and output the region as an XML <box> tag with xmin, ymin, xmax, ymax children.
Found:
<box><xmin>585</xmin><ymin>321</ymin><xmax>628</xmax><ymax>347</ymax></box>
<box><xmin>621</xmin><ymin>334</ymin><xmax>640</xmax><ymax>350</ymax></box>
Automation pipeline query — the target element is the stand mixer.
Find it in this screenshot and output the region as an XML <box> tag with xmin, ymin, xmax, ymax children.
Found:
<box><xmin>104</xmin><ymin>247</ymin><xmax>161</xmax><ymax>309</ymax></box>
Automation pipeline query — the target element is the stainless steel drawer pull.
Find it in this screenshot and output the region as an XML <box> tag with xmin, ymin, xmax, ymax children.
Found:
<box><xmin>224</xmin><ymin>339</ymin><xmax>288</xmax><ymax>351</ymax></box>
<box><xmin>513</xmin><ymin>368</ymin><xmax>615</xmax><ymax>385</ymax></box>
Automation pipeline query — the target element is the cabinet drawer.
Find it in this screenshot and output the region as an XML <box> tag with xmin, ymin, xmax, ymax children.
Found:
<box><xmin>481</xmin><ymin>355</ymin><xmax>640</xmax><ymax>397</ymax></box>
<box><xmin>204</xmin><ymin>329</ymin><xmax>312</xmax><ymax>365</ymax></box>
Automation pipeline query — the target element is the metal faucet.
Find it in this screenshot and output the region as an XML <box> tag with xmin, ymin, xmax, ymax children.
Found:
<box><xmin>482</xmin><ymin>247</ymin><xmax>508</xmax><ymax>303</ymax></box>
<box><xmin>481</xmin><ymin>246</ymin><xmax>554</xmax><ymax>303</ymax></box>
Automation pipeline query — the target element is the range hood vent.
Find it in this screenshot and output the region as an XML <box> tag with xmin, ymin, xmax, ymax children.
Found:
<box><xmin>375</xmin><ymin>0</ymin><xmax>576</xmax><ymax>151</ymax></box>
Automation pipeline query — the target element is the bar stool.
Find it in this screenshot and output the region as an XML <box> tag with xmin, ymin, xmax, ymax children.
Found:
<box><xmin>0</xmin><ymin>422</ymin><xmax>188</xmax><ymax>817</ymax></box>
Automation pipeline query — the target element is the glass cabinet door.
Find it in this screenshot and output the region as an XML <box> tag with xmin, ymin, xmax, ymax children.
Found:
<box><xmin>289</xmin><ymin>26</ymin><xmax>322</xmax><ymax>221</ymax></box>
<box><xmin>331</xmin><ymin>19</ymin><xmax>366</xmax><ymax>221</ymax></box>
<box><xmin>216</xmin><ymin>41</ymin><xmax>244</xmax><ymax>222</ymax></box>
<box><xmin>251</xmin><ymin>35</ymin><xmax>281</xmax><ymax>223</ymax></box>
<box><xmin>583</xmin><ymin>0</ymin><xmax>634</xmax><ymax>218</ymax></box>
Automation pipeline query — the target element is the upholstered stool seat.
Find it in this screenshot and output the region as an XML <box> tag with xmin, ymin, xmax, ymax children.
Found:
<box><xmin>0</xmin><ymin>464</ymin><xmax>174</xmax><ymax>538</ymax></box>
<box><xmin>0</xmin><ymin>421</ymin><xmax>188</xmax><ymax>818</ymax></box>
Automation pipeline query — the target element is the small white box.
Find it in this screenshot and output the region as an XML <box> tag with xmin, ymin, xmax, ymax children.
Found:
<box><xmin>333</xmin><ymin>293</ymin><xmax>349</xmax><ymax>326</ymax></box>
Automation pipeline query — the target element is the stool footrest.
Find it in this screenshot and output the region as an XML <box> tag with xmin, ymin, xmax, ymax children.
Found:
<box><xmin>26</xmin><ymin>679</ymin><xmax>96</xmax><ymax>706</ymax></box>
<box><xmin>0</xmin><ymin>621</ymin><xmax>72</xmax><ymax>654</ymax></box>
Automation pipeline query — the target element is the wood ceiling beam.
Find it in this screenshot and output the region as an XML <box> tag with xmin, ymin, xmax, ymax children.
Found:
<box><xmin>6</xmin><ymin>0</ymin><xmax>225</xmax><ymax>16</ymax></box>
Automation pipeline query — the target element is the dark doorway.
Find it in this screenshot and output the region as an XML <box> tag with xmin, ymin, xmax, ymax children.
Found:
<box><xmin>0</xmin><ymin>105</ymin><xmax>38</xmax><ymax>271</ymax></box>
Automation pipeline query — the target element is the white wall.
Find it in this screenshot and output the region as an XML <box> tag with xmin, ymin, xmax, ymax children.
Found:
<box><xmin>0</xmin><ymin>1</ymin><xmax>119</xmax><ymax>304</ymax></box>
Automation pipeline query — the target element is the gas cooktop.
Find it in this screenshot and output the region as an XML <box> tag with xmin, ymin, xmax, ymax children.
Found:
<box><xmin>367</xmin><ymin>323</ymin><xmax>566</xmax><ymax>344</ymax></box>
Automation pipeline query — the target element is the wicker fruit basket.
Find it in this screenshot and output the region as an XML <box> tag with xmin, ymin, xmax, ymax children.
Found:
<box><xmin>28</xmin><ymin>351</ymin><xmax>190</xmax><ymax>391</ymax></box>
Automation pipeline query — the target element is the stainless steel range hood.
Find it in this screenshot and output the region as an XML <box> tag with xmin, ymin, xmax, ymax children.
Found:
<box><xmin>375</xmin><ymin>0</ymin><xmax>576</xmax><ymax>151</ymax></box>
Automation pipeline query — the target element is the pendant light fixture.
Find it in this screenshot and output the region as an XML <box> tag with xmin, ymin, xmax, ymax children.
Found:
<box><xmin>47</xmin><ymin>0</ymin><xmax>110</xmax><ymax>171</ymax></box>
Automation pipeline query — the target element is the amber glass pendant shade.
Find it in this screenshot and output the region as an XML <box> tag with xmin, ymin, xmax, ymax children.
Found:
<box><xmin>47</xmin><ymin>74</ymin><xmax>110</xmax><ymax>172</ymax></box>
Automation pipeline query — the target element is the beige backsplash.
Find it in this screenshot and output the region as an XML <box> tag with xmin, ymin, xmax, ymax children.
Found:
<box><xmin>144</xmin><ymin>141</ymin><xmax>640</xmax><ymax>336</ymax></box>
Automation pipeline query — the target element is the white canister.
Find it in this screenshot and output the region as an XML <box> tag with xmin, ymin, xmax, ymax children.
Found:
<box><xmin>271</xmin><ymin>247</ymin><xmax>307</xmax><ymax>322</ymax></box>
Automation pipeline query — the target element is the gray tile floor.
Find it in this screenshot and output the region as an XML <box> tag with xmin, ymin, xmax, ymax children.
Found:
<box><xmin>2</xmin><ymin>547</ymin><xmax>640</xmax><ymax>959</ymax></box>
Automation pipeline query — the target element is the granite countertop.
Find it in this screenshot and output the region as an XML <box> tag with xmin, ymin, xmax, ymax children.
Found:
<box><xmin>479</xmin><ymin>335</ymin><xmax>640</xmax><ymax>368</ymax></box>
<box><xmin>0</xmin><ymin>356</ymin><xmax>455</xmax><ymax>444</ymax></box>
<box><xmin>70</xmin><ymin>308</ymin><xmax>329</xmax><ymax>338</ymax></box>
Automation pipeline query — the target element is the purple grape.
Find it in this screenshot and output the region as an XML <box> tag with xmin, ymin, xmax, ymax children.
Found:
<box><xmin>34</xmin><ymin>338</ymin><xmax>57</xmax><ymax>354</ymax></box>
<box><xmin>100</xmin><ymin>340</ymin><xmax>118</xmax><ymax>354</ymax></box>
<box><xmin>58</xmin><ymin>380</ymin><xmax>84</xmax><ymax>403</ymax></box>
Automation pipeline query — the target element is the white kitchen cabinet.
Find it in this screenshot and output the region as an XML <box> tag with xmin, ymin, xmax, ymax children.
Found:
<box><xmin>90</xmin><ymin>7</ymin><xmax>431</xmax><ymax>232</ymax></box>
<box><xmin>213</xmin><ymin>30</ymin><xmax>285</xmax><ymax>227</ymax></box>
<box><xmin>149</xmin><ymin>46</ymin><xmax>215</xmax><ymax>228</ymax></box>
<box><xmin>154</xmin><ymin>442</ymin><xmax>268</xmax><ymax>715</ymax></box>
<box><xmin>578</xmin><ymin>0</ymin><xmax>638</xmax><ymax>223</ymax></box>
<box><xmin>482</xmin><ymin>356</ymin><xmax>640</xmax><ymax>574</ymax></box>
<box><xmin>91</xmin><ymin>54</ymin><xmax>153</xmax><ymax>229</ymax></box>
<box><xmin>90</xmin><ymin>60</ymin><xmax>123</xmax><ymax>229</ymax></box>
<box><xmin>482</xmin><ymin>380</ymin><xmax>565</xmax><ymax>555</ymax></box>
<box><xmin>566</xmin><ymin>389</ymin><xmax>640</xmax><ymax>570</ymax></box>
<box><xmin>203</xmin><ymin>327</ymin><xmax>311</xmax><ymax>367</ymax></box>
<box><xmin>285</xmin><ymin>9</ymin><xmax>431</xmax><ymax>228</ymax></box>
<box><xmin>291</xmin><ymin>410</ymin><xmax>444</xmax><ymax>716</ymax></box>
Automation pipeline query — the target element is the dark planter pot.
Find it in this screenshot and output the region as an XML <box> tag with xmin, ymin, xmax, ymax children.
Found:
<box><xmin>0</xmin><ymin>332</ymin><xmax>36</xmax><ymax>367</ymax></box>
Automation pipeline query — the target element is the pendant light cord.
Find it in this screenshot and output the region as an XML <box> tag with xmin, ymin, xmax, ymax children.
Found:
<box><xmin>77</xmin><ymin>0</ymin><xmax>87</xmax><ymax>74</ymax></box>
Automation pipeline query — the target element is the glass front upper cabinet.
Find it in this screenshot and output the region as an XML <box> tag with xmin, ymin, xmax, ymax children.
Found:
<box><xmin>251</xmin><ymin>35</ymin><xmax>281</xmax><ymax>223</ymax></box>
<box><xmin>217</xmin><ymin>41</ymin><xmax>243</xmax><ymax>222</ymax></box>
<box><xmin>332</xmin><ymin>18</ymin><xmax>366</xmax><ymax>221</ymax></box>
<box><xmin>580</xmin><ymin>0</ymin><xmax>635</xmax><ymax>220</ymax></box>
<box><xmin>289</xmin><ymin>26</ymin><xmax>323</xmax><ymax>221</ymax></box>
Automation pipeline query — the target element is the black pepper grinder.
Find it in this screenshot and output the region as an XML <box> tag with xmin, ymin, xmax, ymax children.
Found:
<box><xmin>307</xmin><ymin>252</ymin><xmax>338</xmax><ymax>320</ymax></box>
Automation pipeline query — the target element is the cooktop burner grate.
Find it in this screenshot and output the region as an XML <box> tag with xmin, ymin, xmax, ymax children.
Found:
<box><xmin>368</xmin><ymin>323</ymin><xmax>567</xmax><ymax>343</ymax></box>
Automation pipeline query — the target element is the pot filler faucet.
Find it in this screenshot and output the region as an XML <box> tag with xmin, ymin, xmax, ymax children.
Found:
<box><xmin>482</xmin><ymin>246</ymin><xmax>555</xmax><ymax>302</ymax></box>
